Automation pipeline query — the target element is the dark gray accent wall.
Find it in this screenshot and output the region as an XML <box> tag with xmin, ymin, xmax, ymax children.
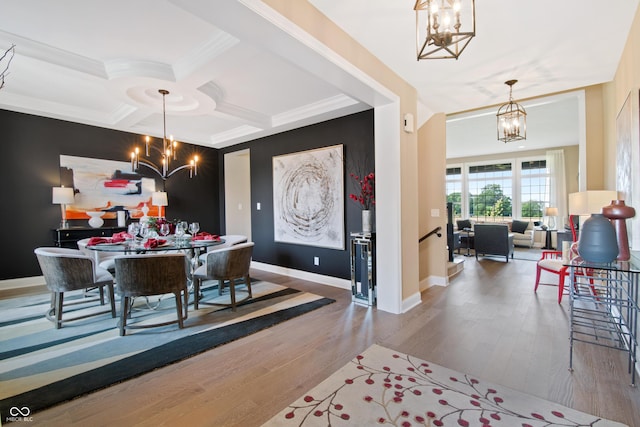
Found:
<box><xmin>1</xmin><ymin>108</ymin><xmax>374</xmax><ymax>281</ymax></box>
<box><xmin>0</xmin><ymin>109</ymin><xmax>220</xmax><ymax>280</ymax></box>
<box><xmin>220</xmin><ymin>110</ymin><xmax>375</xmax><ymax>280</ymax></box>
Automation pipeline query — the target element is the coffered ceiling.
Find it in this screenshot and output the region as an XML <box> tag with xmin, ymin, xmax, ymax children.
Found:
<box><xmin>1</xmin><ymin>1</ymin><xmax>638</xmax><ymax>158</ymax></box>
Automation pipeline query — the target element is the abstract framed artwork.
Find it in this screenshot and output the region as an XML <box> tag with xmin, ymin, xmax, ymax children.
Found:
<box><xmin>616</xmin><ymin>89</ymin><xmax>640</xmax><ymax>251</ymax></box>
<box><xmin>273</xmin><ymin>144</ymin><xmax>344</xmax><ymax>249</ymax></box>
<box><xmin>60</xmin><ymin>155</ymin><xmax>158</xmax><ymax>220</ymax></box>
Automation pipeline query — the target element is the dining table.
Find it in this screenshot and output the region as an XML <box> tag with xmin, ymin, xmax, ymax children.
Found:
<box><xmin>86</xmin><ymin>234</ymin><xmax>225</xmax><ymax>277</ymax></box>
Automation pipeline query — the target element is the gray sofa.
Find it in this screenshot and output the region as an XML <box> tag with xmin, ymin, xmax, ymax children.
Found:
<box><xmin>473</xmin><ymin>224</ymin><xmax>514</xmax><ymax>262</ymax></box>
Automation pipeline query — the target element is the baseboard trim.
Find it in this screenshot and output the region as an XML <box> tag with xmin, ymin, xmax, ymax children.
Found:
<box><xmin>251</xmin><ymin>261</ymin><xmax>351</xmax><ymax>290</ymax></box>
<box><xmin>420</xmin><ymin>275</ymin><xmax>448</xmax><ymax>292</ymax></box>
<box><xmin>0</xmin><ymin>275</ymin><xmax>45</xmax><ymax>290</ymax></box>
<box><xmin>402</xmin><ymin>291</ymin><xmax>422</xmax><ymax>313</ymax></box>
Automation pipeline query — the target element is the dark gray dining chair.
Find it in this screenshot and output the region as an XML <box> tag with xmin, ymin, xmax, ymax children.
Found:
<box><xmin>114</xmin><ymin>253</ymin><xmax>189</xmax><ymax>336</ymax></box>
<box><xmin>197</xmin><ymin>234</ymin><xmax>248</xmax><ymax>265</ymax></box>
<box><xmin>34</xmin><ymin>247</ymin><xmax>116</xmax><ymax>329</ymax></box>
<box><xmin>192</xmin><ymin>242</ymin><xmax>254</xmax><ymax>311</ymax></box>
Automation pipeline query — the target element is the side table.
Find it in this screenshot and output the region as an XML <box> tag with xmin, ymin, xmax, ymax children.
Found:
<box><xmin>568</xmin><ymin>259</ymin><xmax>639</xmax><ymax>386</ymax></box>
<box><xmin>458</xmin><ymin>228</ymin><xmax>474</xmax><ymax>256</ymax></box>
<box><xmin>53</xmin><ymin>226</ymin><xmax>127</xmax><ymax>249</ymax></box>
<box><xmin>350</xmin><ymin>232</ymin><xmax>376</xmax><ymax>306</ymax></box>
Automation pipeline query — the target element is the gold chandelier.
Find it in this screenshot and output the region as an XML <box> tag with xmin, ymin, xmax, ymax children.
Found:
<box><xmin>414</xmin><ymin>0</ymin><xmax>476</xmax><ymax>60</ymax></box>
<box><xmin>130</xmin><ymin>89</ymin><xmax>199</xmax><ymax>180</ymax></box>
<box><xmin>496</xmin><ymin>80</ymin><xmax>527</xmax><ymax>143</ymax></box>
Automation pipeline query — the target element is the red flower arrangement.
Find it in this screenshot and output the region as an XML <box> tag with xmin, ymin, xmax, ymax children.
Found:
<box><xmin>349</xmin><ymin>172</ymin><xmax>375</xmax><ymax>210</ymax></box>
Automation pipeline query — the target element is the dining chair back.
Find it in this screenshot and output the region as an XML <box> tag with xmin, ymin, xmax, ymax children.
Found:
<box><xmin>193</xmin><ymin>242</ymin><xmax>254</xmax><ymax>311</ymax></box>
<box><xmin>77</xmin><ymin>237</ymin><xmax>120</xmax><ymax>273</ymax></box>
<box><xmin>34</xmin><ymin>247</ymin><xmax>116</xmax><ymax>328</ymax></box>
<box><xmin>198</xmin><ymin>234</ymin><xmax>248</xmax><ymax>264</ymax></box>
<box><xmin>114</xmin><ymin>253</ymin><xmax>189</xmax><ymax>336</ymax></box>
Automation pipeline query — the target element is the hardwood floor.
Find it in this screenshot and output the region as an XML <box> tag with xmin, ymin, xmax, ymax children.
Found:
<box><xmin>26</xmin><ymin>257</ymin><xmax>640</xmax><ymax>426</ymax></box>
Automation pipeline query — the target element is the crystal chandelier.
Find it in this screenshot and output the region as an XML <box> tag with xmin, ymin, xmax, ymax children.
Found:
<box><xmin>414</xmin><ymin>0</ymin><xmax>476</xmax><ymax>60</ymax></box>
<box><xmin>130</xmin><ymin>89</ymin><xmax>199</xmax><ymax>180</ymax></box>
<box><xmin>496</xmin><ymin>80</ymin><xmax>527</xmax><ymax>143</ymax></box>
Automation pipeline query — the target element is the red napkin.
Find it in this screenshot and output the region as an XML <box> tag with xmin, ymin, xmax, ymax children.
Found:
<box><xmin>192</xmin><ymin>232</ymin><xmax>220</xmax><ymax>241</ymax></box>
<box><xmin>144</xmin><ymin>238</ymin><xmax>167</xmax><ymax>249</ymax></box>
<box><xmin>87</xmin><ymin>237</ymin><xmax>111</xmax><ymax>246</ymax></box>
<box><xmin>112</xmin><ymin>231</ymin><xmax>132</xmax><ymax>242</ymax></box>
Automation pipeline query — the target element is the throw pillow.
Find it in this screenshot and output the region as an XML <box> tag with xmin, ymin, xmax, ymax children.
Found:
<box><xmin>456</xmin><ymin>219</ymin><xmax>472</xmax><ymax>230</ymax></box>
<box><xmin>511</xmin><ymin>220</ymin><xmax>529</xmax><ymax>234</ymax></box>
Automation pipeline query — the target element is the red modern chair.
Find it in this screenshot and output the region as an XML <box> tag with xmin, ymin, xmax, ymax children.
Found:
<box><xmin>534</xmin><ymin>243</ymin><xmax>594</xmax><ymax>303</ymax></box>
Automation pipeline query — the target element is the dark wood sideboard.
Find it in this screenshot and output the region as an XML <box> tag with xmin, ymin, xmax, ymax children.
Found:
<box><xmin>53</xmin><ymin>227</ymin><xmax>127</xmax><ymax>249</ymax></box>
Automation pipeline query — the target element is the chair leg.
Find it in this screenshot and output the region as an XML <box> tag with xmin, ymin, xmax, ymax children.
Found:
<box><xmin>193</xmin><ymin>278</ymin><xmax>200</xmax><ymax>310</ymax></box>
<box><xmin>183</xmin><ymin>287</ymin><xmax>189</xmax><ymax>320</ymax></box>
<box><xmin>120</xmin><ymin>296</ymin><xmax>129</xmax><ymax>336</ymax></box>
<box><xmin>55</xmin><ymin>292</ymin><xmax>64</xmax><ymax>329</ymax></box>
<box><xmin>175</xmin><ymin>292</ymin><xmax>184</xmax><ymax>329</ymax></box>
<box><xmin>558</xmin><ymin>273</ymin><xmax>566</xmax><ymax>304</ymax></box>
<box><xmin>534</xmin><ymin>266</ymin><xmax>542</xmax><ymax>292</ymax></box>
<box><xmin>246</xmin><ymin>275</ymin><xmax>252</xmax><ymax>298</ymax></box>
<box><xmin>107</xmin><ymin>284</ymin><xmax>116</xmax><ymax>318</ymax></box>
<box><xmin>218</xmin><ymin>279</ymin><xmax>224</xmax><ymax>295</ymax></box>
<box><xmin>99</xmin><ymin>286</ymin><xmax>105</xmax><ymax>305</ymax></box>
<box><xmin>229</xmin><ymin>280</ymin><xmax>237</xmax><ymax>312</ymax></box>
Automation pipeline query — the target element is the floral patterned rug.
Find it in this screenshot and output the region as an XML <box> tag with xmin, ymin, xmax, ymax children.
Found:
<box><xmin>264</xmin><ymin>344</ymin><xmax>625</xmax><ymax>427</ymax></box>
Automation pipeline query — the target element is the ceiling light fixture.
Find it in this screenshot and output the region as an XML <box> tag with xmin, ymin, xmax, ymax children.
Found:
<box><xmin>130</xmin><ymin>89</ymin><xmax>199</xmax><ymax>180</ymax></box>
<box><xmin>496</xmin><ymin>80</ymin><xmax>527</xmax><ymax>143</ymax></box>
<box><xmin>414</xmin><ymin>0</ymin><xmax>475</xmax><ymax>60</ymax></box>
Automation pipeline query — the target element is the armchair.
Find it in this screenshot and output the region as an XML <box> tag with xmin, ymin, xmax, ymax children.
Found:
<box><xmin>193</xmin><ymin>242</ymin><xmax>254</xmax><ymax>311</ymax></box>
<box><xmin>34</xmin><ymin>247</ymin><xmax>116</xmax><ymax>329</ymax></box>
<box><xmin>473</xmin><ymin>224</ymin><xmax>514</xmax><ymax>262</ymax></box>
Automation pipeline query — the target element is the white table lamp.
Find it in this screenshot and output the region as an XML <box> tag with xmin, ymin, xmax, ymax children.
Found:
<box><xmin>52</xmin><ymin>186</ymin><xmax>75</xmax><ymax>228</ymax></box>
<box><xmin>544</xmin><ymin>206</ymin><xmax>558</xmax><ymax>229</ymax></box>
<box><xmin>152</xmin><ymin>191</ymin><xmax>168</xmax><ymax>218</ymax></box>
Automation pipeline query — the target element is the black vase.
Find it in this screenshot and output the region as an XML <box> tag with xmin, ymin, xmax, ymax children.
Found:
<box><xmin>577</xmin><ymin>214</ymin><xmax>618</xmax><ymax>264</ymax></box>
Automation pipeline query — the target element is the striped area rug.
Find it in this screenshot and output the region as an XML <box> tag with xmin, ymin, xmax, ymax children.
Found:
<box><xmin>0</xmin><ymin>281</ymin><xmax>334</xmax><ymax>417</ymax></box>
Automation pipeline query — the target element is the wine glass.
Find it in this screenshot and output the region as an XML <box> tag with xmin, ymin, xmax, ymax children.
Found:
<box><xmin>174</xmin><ymin>222</ymin><xmax>185</xmax><ymax>242</ymax></box>
<box><xmin>159</xmin><ymin>223</ymin><xmax>171</xmax><ymax>238</ymax></box>
<box><xmin>189</xmin><ymin>222</ymin><xmax>200</xmax><ymax>238</ymax></box>
<box><xmin>178</xmin><ymin>221</ymin><xmax>188</xmax><ymax>240</ymax></box>
<box><xmin>139</xmin><ymin>222</ymin><xmax>150</xmax><ymax>242</ymax></box>
<box><xmin>128</xmin><ymin>222</ymin><xmax>140</xmax><ymax>239</ymax></box>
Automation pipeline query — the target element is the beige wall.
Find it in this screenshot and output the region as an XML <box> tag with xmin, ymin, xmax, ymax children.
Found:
<box><xmin>264</xmin><ymin>0</ymin><xmax>421</xmax><ymax>311</ymax></box>
<box><xmin>418</xmin><ymin>113</ymin><xmax>447</xmax><ymax>286</ymax></box>
<box><xmin>584</xmin><ymin>85</ymin><xmax>606</xmax><ymax>190</ymax></box>
<box><xmin>564</xmin><ymin>145</ymin><xmax>580</xmax><ymax>196</ymax></box>
<box><xmin>607</xmin><ymin>2</ymin><xmax>640</xmax><ymax>254</ymax></box>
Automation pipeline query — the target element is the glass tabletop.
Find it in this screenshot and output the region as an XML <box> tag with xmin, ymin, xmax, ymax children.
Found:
<box><xmin>86</xmin><ymin>237</ymin><xmax>225</xmax><ymax>253</ymax></box>
<box><xmin>564</xmin><ymin>257</ymin><xmax>640</xmax><ymax>273</ymax></box>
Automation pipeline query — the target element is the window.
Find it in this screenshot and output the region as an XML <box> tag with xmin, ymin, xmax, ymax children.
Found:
<box><xmin>446</xmin><ymin>166</ymin><xmax>462</xmax><ymax>220</ymax></box>
<box><xmin>448</xmin><ymin>156</ymin><xmax>551</xmax><ymax>222</ymax></box>
<box><xmin>520</xmin><ymin>159</ymin><xmax>549</xmax><ymax>221</ymax></box>
<box><xmin>468</xmin><ymin>163</ymin><xmax>512</xmax><ymax>222</ymax></box>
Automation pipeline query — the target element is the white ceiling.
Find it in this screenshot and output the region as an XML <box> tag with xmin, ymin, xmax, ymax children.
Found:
<box><xmin>1</xmin><ymin>0</ymin><xmax>638</xmax><ymax>159</ymax></box>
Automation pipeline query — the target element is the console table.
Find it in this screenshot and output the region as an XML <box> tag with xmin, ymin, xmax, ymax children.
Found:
<box><xmin>350</xmin><ymin>232</ymin><xmax>376</xmax><ymax>306</ymax></box>
<box><xmin>568</xmin><ymin>259</ymin><xmax>639</xmax><ymax>385</ymax></box>
<box><xmin>53</xmin><ymin>226</ymin><xmax>127</xmax><ymax>249</ymax></box>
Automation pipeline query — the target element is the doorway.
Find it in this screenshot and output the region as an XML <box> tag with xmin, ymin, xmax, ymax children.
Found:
<box><xmin>224</xmin><ymin>149</ymin><xmax>252</xmax><ymax>240</ymax></box>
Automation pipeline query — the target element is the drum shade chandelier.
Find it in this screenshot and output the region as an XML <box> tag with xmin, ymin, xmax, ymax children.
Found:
<box><xmin>414</xmin><ymin>0</ymin><xmax>476</xmax><ymax>60</ymax></box>
<box><xmin>130</xmin><ymin>89</ymin><xmax>199</xmax><ymax>180</ymax></box>
<box><xmin>496</xmin><ymin>80</ymin><xmax>527</xmax><ymax>143</ymax></box>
